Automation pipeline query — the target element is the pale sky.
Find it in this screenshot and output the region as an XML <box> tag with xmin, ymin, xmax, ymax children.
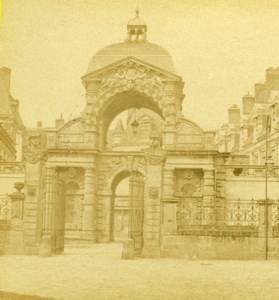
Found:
<box><xmin>1</xmin><ymin>0</ymin><xmax>279</xmax><ymax>130</ymax></box>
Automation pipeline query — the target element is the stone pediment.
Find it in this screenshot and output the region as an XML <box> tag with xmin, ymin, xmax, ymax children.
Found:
<box><xmin>81</xmin><ymin>56</ymin><xmax>182</xmax><ymax>82</ymax></box>
<box><xmin>176</xmin><ymin>118</ymin><xmax>205</xmax><ymax>150</ymax></box>
<box><xmin>58</xmin><ymin>118</ymin><xmax>84</xmax><ymax>133</ymax></box>
<box><xmin>176</xmin><ymin>118</ymin><xmax>204</xmax><ymax>135</ymax></box>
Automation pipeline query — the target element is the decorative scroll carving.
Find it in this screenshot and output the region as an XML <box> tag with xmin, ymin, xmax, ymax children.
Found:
<box><xmin>98</xmin><ymin>61</ymin><xmax>163</xmax><ymax>97</ymax></box>
<box><xmin>149</xmin><ymin>188</ymin><xmax>159</xmax><ymax>204</ymax></box>
<box><xmin>58</xmin><ymin>167</ymin><xmax>85</xmax><ymax>186</ymax></box>
<box><xmin>23</xmin><ymin>132</ymin><xmax>47</xmax><ymax>164</ymax></box>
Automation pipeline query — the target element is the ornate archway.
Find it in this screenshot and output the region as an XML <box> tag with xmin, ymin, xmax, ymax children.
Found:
<box><xmin>111</xmin><ymin>170</ymin><xmax>145</xmax><ymax>255</ymax></box>
<box><xmin>81</xmin><ymin>58</ymin><xmax>184</xmax><ymax>150</ymax></box>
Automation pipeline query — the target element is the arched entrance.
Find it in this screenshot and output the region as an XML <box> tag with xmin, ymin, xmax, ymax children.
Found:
<box><xmin>99</xmin><ymin>90</ymin><xmax>164</xmax><ymax>150</ymax></box>
<box><xmin>111</xmin><ymin>170</ymin><xmax>144</xmax><ymax>255</ymax></box>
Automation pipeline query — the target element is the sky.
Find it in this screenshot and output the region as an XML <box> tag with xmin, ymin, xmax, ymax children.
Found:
<box><xmin>1</xmin><ymin>0</ymin><xmax>279</xmax><ymax>130</ymax></box>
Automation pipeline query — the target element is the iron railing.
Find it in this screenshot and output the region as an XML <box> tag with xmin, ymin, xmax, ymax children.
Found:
<box><xmin>272</xmin><ymin>199</ymin><xmax>279</xmax><ymax>237</ymax></box>
<box><xmin>0</xmin><ymin>196</ymin><xmax>11</xmax><ymax>221</ymax></box>
<box><xmin>177</xmin><ymin>198</ymin><xmax>260</xmax><ymax>237</ymax></box>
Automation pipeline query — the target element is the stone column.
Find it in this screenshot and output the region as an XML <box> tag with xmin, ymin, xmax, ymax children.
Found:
<box><xmin>162</xmin><ymin>168</ymin><xmax>177</xmax><ymax>235</ymax></box>
<box><xmin>142</xmin><ymin>141</ymin><xmax>166</xmax><ymax>258</ymax></box>
<box><xmin>24</xmin><ymin>162</ymin><xmax>45</xmax><ymax>255</ymax></box>
<box><xmin>162</xmin><ymin>82</ymin><xmax>180</xmax><ymax>150</ymax></box>
<box><xmin>84</xmin><ymin>81</ymin><xmax>100</xmax><ymax>149</ymax></box>
<box><xmin>42</xmin><ymin>167</ymin><xmax>57</xmax><ymax>238</ymax></box>
<box><xmin>22</xmin><ymin>130</ymin><xmax>47</xmax><ymax>255</ymax></box>
<box><xmin>38</xmin><ymin>166</ymin><xmax>56</xmax><ymax>256</ymax></box>
<box><xmin>82</xmin><ymin>167</ymin><xmax>97</xmax><ymax>241</ymax></box>
<box><xmin>202</xmin><ymin>169</ymin><xmax>216</xmax><ymax>225</ymax></box>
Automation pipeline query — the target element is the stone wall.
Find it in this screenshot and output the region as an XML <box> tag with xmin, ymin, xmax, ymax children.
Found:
<box><xmin>225</xmin><ymin>176</ymin><xmax>279</xmax><ymax>200</ymax></box>
<box><xmin>161</xmin><ymin>235</ymin><xmax>279</xmax><ymax>260</ymax></box>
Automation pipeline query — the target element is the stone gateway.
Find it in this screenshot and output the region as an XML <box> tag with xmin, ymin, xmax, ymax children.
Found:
<box><xmin>1</xmin><ymin>11</ymin><xmax>279</xmax><ymax>260</ymax></box>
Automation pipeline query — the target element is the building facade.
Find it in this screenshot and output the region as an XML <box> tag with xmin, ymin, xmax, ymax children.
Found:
<box><xmin>0</xmin><ymin>67</ymin><xmax>25</xmax><ymax>162</ymax></box>
<box><xmin>215</xmin><ymin>68</ymin><xmax>279</xmax><ymax>167</ymax></box>
<box><xmin>1</xmin><ymin>13</ymin><xmax>279</xmax><ymax>259</ymax></box>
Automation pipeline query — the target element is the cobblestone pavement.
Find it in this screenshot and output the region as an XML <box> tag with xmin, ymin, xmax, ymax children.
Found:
<box><xmin>1</xmin><ymin>242</ymin><xmax>279</xmax><ymax>300</ymax></box>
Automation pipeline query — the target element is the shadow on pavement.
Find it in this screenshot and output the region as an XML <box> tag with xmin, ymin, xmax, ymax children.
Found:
<box><xmin>0</xmin><ymin>291</ymin><xmax>57</xmax><ymax>300</ymax></box>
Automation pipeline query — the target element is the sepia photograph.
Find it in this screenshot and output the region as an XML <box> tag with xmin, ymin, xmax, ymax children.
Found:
<box><xmin>1</xmin><ymin>0</ymin><xmax>279</xmax><ymax>299</ymax></box>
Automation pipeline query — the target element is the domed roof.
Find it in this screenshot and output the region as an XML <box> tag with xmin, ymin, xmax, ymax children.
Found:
<box><xmin>86</xmin><ymin>11</ymin><xmax>176</xmax><ymax>75</ymax></box>
<box><xmin>86</xmin><ymin>41</ymin><xmax>176</xmax><ymax>75</ymax></box>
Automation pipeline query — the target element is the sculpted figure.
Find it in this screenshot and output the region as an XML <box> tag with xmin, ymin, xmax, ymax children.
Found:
<box><xmin>23</xmin><ymin>133</ymin><xmax>47</xmax><ymax>164</ymax></box>
<box><xmin>144</xmin><ymin>133</ymin><xmax>166</xmax><ymax>165</ymax></box>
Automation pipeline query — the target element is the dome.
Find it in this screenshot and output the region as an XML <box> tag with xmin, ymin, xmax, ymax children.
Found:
<box><xmin>86</xmin><ymin>42</ymin><xmax>176</xmax><ymax>75</ymax></box>
<box><xmin>86</xmin><ymin>10</ymin><xmax>176</xmax><ymax>75</ymax></box>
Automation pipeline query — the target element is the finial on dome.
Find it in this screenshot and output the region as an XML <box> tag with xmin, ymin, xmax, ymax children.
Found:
<box><xmin>126</xmin><ymin>9</ymin><xmax>147</xmax><ymax>42</ymax></box>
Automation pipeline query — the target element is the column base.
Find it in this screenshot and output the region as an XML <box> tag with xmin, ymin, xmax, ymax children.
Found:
<box><xmin>38</xmin><ymin>235</ymin><xmax>52</xmax><ymax>257</ymax></box>
<box><xmin>80</xmin><ymin>230</ymin><xmax>97</xmax><ymax>241</ymax></box>
<box><xmin>142</xmin><ymin>240</ymin><xmax>161</xmax><ymax>258</ymax></box>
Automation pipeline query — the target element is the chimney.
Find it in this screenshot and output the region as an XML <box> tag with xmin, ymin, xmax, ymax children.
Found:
<box><xmin>266</xmin><ymin>67</ymin><xmax>279</xmax><ymax>90</ymax></box>
<box><xmin>242</xmin><ymin>94</ymin><xmax>255</xmax><ymax>115</ymax></box>
<box><xmin>254</xmin><ymin>83</ymin><xmax>267</xmax><ymax>103</ymax></box>
<box><xmin>0</xmin><ymin>67</ymin><xmax>11</xmax><ymax>94</ymax></box>
<box><xmin>228</xmin><ymin>104</ymin><xmax>240</xmax><ymax>125</ymax></box>
<box><xmin>55</xmin><ymin>114</ymin><xmax>64</xmax><ymax>129</ymax></box>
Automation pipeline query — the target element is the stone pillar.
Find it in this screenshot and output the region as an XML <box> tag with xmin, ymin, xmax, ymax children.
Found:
<box><xmin>258</xmin><ymin>200</ymin><xmax>274</xmax><ymax>259</ymax></box>
<box><xmin>82</xmin><ymin>167</ymin><xmax>97</xmax><ymax>241</ymax></box>
<box><xmin>258</xmin><ymin>200</ymin><xmax>273</xmax><ymax>238</ymax></box>
<box><xmin>162</xmin><ymin>168</ymin><xmax>177</xmax><ymax>234</ymax></box>
<box><xmin>24</xmin><ymin>162</ymin><xmax>45</xmax><ymax>254</ymax></box>
<box><xmin>22</xmin><ymin>130</ymin><xmax>47</xmax><ymax>254</ymax></box>
<box><xmin>42</xmin><ymin>167</ymin><xmax>57</xmax><ymax>240</ymax></box>
<box><xmin>163</xmin><ymin>168</ymin><xmax>174</xmax><ymax>200</ymax></box>
<box><xmin>142</xmin><ymin>140</ymin><xmax>166</xmax><ymax>258</ymax></box>
<box><xmin>202</xmin><ymin>169</ymin><xmax>215</xmax><ymax>225</ymax></box>
<box><xmin>6</xmin><ymin>183</ymin><xmax>25</xmax><ymax>254</ymax></box>
<box><xmin>84</xmin><ymin>81</ymin><xmax>100</xmax><ymax>149</ymax></box>
<box><xmin>162</xmin><ymin>82</ymin><xmax>181</xmax><ymax>150</ymax></box>
<box><xmin>95</xmin><ymin>191</ymin><xmax>112</xmax><ymax>243</ymax></box>
<box><xmin>214</xmin><ymin>155</ymin><xmax>227</xmax><ymax>223</ymax></box>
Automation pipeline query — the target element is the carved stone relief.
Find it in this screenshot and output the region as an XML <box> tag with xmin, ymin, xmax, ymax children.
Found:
<box><xmin>174</xmin><ymin>169</ymin><xmax>203</xmax><ymax>198</ymax></box>
<box><xmin>144</xmin><ymin>136</ymin><xmax>166</xmax><ymax>166</ymax></box>
<box><xmin>149</xmin><ymin>188</ymin><xmax>159</xmax><ymax>204</ymax></box>
<box><xmin>23</xmin><ymin>132</ymin><xmax>47</xmax><ymax>164</ymax></box>
<box><xmin>98</xmin><ymin>61</ymin><xmax>163</xmax><ymax>97</ymax></box>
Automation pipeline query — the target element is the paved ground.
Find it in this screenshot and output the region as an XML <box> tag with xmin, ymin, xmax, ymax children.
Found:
<box><xmin>1</xmin><ymin>242</ymin><xmax>279</xmax><ymax>300</ymax></box>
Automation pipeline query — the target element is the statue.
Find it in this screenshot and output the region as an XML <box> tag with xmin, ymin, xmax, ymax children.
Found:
<box><xmin>144</xmin><ymin>131</ymin><xmax>166</xmax><ymax>165</ymax></box>
<box><xmin>23</xmin><ymin>132</ymin><xmax>47</xmax><ymax>164</ymax></box>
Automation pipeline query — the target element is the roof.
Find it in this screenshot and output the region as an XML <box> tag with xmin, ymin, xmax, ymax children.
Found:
<box><xmin>86</xmin><ymin>42</ymin><xmax>176</xmax><ymax>75</ymax></box>
<box><xmin>0</xmin><ymin>74</ymin><xmax>12</xmax><ymax>116</ymax></box>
